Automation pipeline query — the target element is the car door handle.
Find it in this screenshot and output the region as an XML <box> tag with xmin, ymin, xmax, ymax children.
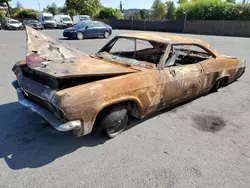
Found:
<box><xmin>170</xmin><ymin>69</ymin><xmax>176</xmax><ymax>77</ymax></box>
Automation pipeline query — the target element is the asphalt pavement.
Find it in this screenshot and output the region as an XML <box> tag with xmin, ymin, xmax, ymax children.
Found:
<box><xmin>0</xmin><ymin>29</ymin><xmax>250</xmax><ymax>188</ymax></box>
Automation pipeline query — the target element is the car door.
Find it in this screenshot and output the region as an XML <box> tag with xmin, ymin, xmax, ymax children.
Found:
<box><xmin>95</xmin><ymin>22</ymin><xmax>106</xmax><ymax>35</ymax></box>
<box><xmin>158</xmin><ymin>45</ymin><xmax>206</xmax><ymax>108</ymax></box>
<box><xmin>84</xmin><ymin>22</ymin><xmax>96</xmax><ymax>37</ymax></box>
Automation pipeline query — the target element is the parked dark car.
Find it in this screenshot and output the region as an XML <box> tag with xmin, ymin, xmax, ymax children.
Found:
<box><xmin>23</xmin><ymin>20</ymin><xmax>44</xmax><ymax>30</ymax></box>
<box><xmin>63</xmin><ymin>21</ymin><xmax>112</xmax><ymax>40</ymax></box>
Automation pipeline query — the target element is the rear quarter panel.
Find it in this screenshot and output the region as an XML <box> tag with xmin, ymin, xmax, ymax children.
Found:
<box><xmin>200</xmin><ymin>57</ymin><xmax>244</xmax><ymax>92</ymax></box>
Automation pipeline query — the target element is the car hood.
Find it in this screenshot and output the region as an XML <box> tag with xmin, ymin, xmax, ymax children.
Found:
<box><xmin>10</xmin><ymin>23</ymin><xmax>21</xmax><ymax>27</ymax></box>
<box><xmin>24</xmin><ymin>26</ymin><xmax>138</xmax><ymax>78</ymax></box>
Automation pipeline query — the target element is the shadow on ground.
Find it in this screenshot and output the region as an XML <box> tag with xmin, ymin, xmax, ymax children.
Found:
<box><xmin>0</xmin><ymin>90</ymin><xmax>226</xmax><ymax>170</ymax></box>
<box><xmin>0</xmin><ymin>102</ymin><xmax>109</xmax><ymax>170</ymax></box>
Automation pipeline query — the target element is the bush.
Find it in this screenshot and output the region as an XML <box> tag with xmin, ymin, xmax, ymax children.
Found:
<box><xmin>176</xmin><ymin>0</ymin><xmax>250</xmax><ymax>20</ymax></box>
<box><xmin>0</xmin><ymin>12</ymin><xmax>5</xmax><ymax>22</ymax></box>
<box><xmin>98</xmin><ymin>8</ymin><xmax>123</xmax><ymax>19</ymax></box>
<box><xmin>12</xmin><ymin>9</ymin><xmax>38</xmax><ymax>20</ymax></box>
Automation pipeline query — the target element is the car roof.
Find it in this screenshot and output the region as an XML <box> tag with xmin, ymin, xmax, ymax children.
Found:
<box><xmin>117</xmin><ymin>33</ymin><xmax>220</xmax><ymax>56</ymax></box>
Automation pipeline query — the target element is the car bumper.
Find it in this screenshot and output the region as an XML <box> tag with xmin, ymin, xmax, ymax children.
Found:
<box><xmin>63</xmin><ymin>32</ymin><xmax>77</xmax><ymax>38</ymax></box>
<box><xmin>31</xmin><ymin>25</ymin><xmax>44</xmax><ymax>29</ymax></box>
<box><xmin>44</xmin><ymin>23</ymin><xmax>56</xmax><ymax>28</ymax></box>
<box><xmin>12</xmin><ymin>80</ymin><xmax>82</xmax><ymax>132</ymax></box>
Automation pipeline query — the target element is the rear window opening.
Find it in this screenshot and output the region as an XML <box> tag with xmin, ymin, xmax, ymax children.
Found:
<box><xmin>164</xmin><ymin>44</ymin><xmax>214</xmax><ymax>67</ymax></box>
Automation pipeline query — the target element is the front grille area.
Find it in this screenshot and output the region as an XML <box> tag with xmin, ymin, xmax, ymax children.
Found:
<box><xmin>45</xmin><ymin>23</ymin><xmax>55</xmax><ymax>27</ymax></box>
<box><xmin>23</xmin><ymin>90</ymin><xmax>65</xmax><ymax>121</ymax></box>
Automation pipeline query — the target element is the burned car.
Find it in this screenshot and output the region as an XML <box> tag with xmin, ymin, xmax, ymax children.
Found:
<box><xmin>12</xmin><ymin>26</ymin><xmax>246</xmax><ymax>138</ymax></box>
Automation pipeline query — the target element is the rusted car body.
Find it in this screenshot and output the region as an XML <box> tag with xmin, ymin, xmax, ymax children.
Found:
<box><xmin>12</xmin><ymin>26</ymin><xmax>246</xmax><ymax>138</ymax></box>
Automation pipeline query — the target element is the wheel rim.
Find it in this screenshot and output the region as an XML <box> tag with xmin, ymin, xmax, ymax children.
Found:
<box><xmin>106</xmin><ymin>115</ymin><xmax>128</xmax><ymax>138</ymax></box>
<box><xmin>104</xmin><ymin>32</ymin><xmax>110</xmax><ymax>38</ymax></box>
<box><xmin>77</xmin><ymin>32</ymin><xmax>84</xmax><ymax>40</ymax></box>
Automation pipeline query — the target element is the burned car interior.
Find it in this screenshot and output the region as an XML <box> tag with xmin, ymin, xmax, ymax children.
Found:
<box><xmin>99</xmin><ymin>37</ymin><xmax>167</xmax><ymax>67</ymax></box>
<box><xmin>164</xmin><ymin>44</ymin><xmax>214</xmax><ymax>67</ymax></box>
<box><xmin>99</xmin><ymin>37</ymin><xmax>215</xmax><ymax>69</ymax></box>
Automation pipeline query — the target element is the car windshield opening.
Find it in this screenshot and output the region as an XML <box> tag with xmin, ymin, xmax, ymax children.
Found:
<box><xmin>10</xmin><ymin>21</ymin><xmax>20</xmax><ymax>24</ymax></box>
<box><xmin>62</xmin><ymin>17</ymin><xmax>71</xmax><ymax>22</ymax></box>
<box><xmin>98</xmin><ymin>37</ymin><xmax>167</xmax><ymax>68</ymax></box>
<box><xmin>80</xmin><ymin>16</ymin><xmax>90</xmax><ymax>20</ymax></box>
<box><xmin>44</xmin><ymin>16</ymin><xmax>53</xmax><ymax>21</ymax></box>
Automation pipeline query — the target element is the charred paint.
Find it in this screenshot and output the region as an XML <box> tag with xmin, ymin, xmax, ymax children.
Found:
<box><xmin>12</xmin><ymin>26</ymin><xmax>246</xmax><ymax>137</ymax></box>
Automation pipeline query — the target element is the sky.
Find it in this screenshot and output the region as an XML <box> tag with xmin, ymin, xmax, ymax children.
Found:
<box><xmin>10</xmin><ymin>0</ymin><xmax>159</xmax><ymax>11</ymax></box>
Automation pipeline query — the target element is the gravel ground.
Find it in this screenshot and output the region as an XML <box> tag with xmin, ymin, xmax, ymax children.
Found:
<box><xmin>0</xmin><ymin>29</ymin><xmax>250</xmax><ymax>188</ymax></box>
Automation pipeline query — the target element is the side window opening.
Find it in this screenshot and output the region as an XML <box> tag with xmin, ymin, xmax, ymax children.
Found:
<box><xmin>165</xmin><ymin>44</ymin><xmax>214</xmax><ymax>68</ymax></box>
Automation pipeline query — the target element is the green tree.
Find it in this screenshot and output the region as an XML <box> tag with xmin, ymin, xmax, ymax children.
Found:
<box><xmin>151</xmin><ymin>0</ymin><xmax>166</xmax><ymax>20</ymax></box>
<box><xmin>44</xmin><ymin>2</ymin><xmax>59</xmax><ymax>15</ymax></box>
<box><xmin>178</xmin><ymin>0</ymin><xmax>188</xmax><ymax>4</ymax></box>
<box><xmin>175</xmin><ymin>0</ymin><xmax>250</xmax><ymax>20</ymax></box>
<box><xmin>139</xmin><ymin>9</ymin><xmax>151</xmax><ymax>20</ymax></box>
<box><xmin>66</xmin><ymin>0</ymin><xmax>102</xmax><ymax>17</ymax></box>
<box><xmin>119</xmin><ymin>0</ymin><xmax>123</xmax><ymax>12</ymax></box>
<box><xmin>16</xmin><ymin>0</ymin><xmax>22</xmax><ymax>8</ymax></box>
<box><xmin>67</xmin><ymin>9</ymin><xmax>77</xmax><ymax>17</ymax></box>
<box><xmin>85</xmin><ymin>0</ymin><xmax>102</xmax><ymax>18</ymax></box>
<box><xmin>13</xmin><ymin>9</ymin><xmax>38</xmax><ymax>20</ymax></box>
<box><xmin>0</xmin><ymin>0</ymin><xmax>11</xmax><ymax>14</ymax></box>
<box><xmin>165</xmin><ymin>1</ymin><xmax>175</xmax><ymax>20</ymax></box>
<box><xmin>124</xmin><ymin>12</ymin><xmax>141</xmax><ymax>20</ymax></box>
<box><xmin>98</xmin><ymin>7</ymin><xmax>123</xmax><ymax>19</ymax></box>
<box><xmin>226</xmin><ymin>0</ymin><xmax>235</xmax><ymax>3</ymax></box>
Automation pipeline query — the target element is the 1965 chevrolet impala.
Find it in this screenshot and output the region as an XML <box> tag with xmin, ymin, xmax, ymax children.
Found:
<box><xmin>12</xmin><ymin>26</ymin><xmax>246</xmax><ymax>138</ymax></box>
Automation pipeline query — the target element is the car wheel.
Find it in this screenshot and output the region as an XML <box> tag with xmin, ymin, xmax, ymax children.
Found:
<box><xmin>104</xmin><ymin>31</ymin><xmax>110</xmax><ymax>38</ymax></box>
<box><xmin>100</xmin><ymin>106</ymin><xmax>128</xmax><ymax>138</ymax></box>
<box><xmin>76</xmin><ymin>32</ymin><xmax>84</xmax><ymax>40</ymax></box>
<box><xmin>211</xmin><ymin>77</ymin><xmax>228</xmax><ymax>92</ymax></box>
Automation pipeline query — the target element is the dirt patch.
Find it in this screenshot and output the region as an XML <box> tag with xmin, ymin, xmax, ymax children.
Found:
<box><xmin>192</xmin><ymin>115</ymin><xmax>226</xmax><ymax>133</ymax></box>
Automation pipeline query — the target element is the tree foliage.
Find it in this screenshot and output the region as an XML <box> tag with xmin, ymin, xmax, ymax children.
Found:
<box><xmin>0</xmin><ymin>0</ymin><xmax>11</xmax><ymax>14</ymax></box>
<box><xmin>151</xmin><ymin>0</ymin><xmax>166</xmax><ymax>20</ymax></box>
<box><xmin>16</xmin><ymin>1</ymin><xmax>22</xmax><ymax>8</ymax></box>
<box><xmin>98</xmin><ymin>7</ymin><xmax>123</xmax><ymax>19</ymax></box>
<box><xmin>124</xmin><ymin>12</ymin><xmax>141</xmax><ymax>20</ymax></box>
<box><xmin>13</xmin><ymin>9</ymin><xmax>38</xmax><ymax>20</ymax></box>
<box><xmin>176</xmin><ymin>0</ymin><xmax>250</xmax><ymax>20</ymax></box>
<box><xmin>0</xmin><ymin>11</ymin><xmax>5</xmax><ymax>21</ymax></box>
<box><xmin>165</xmin><ymin>1</ymin><xmax>175</xmax><ymax>20</ymax></box>
<box><xmin>43</xmin><ymin>3</ymin><xmax>59</xmax><ymax>15</ymax></box>
<box><xmin>178</xmin><ymin>0</ymin><xmax>188</xmax><ymax>4</ymax></box>
<box><xmin>85</xmin><ymin>0</ymin><xmax>102</xmax><ymax>17</ymax></box>
<box><xmin>139</xmin><ymin>9</ymin><xmax>151</xmax><ymax>20</ymax></box>
<box><xmin>65</xmin><ymin>0</ymin><xmax>102</xmax><ymax>18</ymax></box>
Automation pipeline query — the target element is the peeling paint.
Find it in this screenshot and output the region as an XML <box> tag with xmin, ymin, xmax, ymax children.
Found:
<box><xmin>11</xmin><ymin>26</ymin><xmax>246</xmax><ymax>137</ymax></box>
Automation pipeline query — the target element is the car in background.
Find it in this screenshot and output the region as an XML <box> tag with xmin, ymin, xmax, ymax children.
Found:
<box><xmin>23</xmin><ymin>20</ymin><xmax>44</xmax><ymax>30</ymax></box>
<box><xmin>0</xmin><ymin>22</ymin><xmax>2</xmax><ymax>30</ymax></box>
<box><xmin>3</xmin><ymin>19</ymin><xmax>23</xmax><ymax>30</ymax></box>
<box><xmin>38</xmin><ymin>12</ymin><xmax>57</xmax><ymax>29</ymax></box>
<box><xmin>63</xmin><ymin>21</ymin><xmax>112</xmax><ymax>40</ymax></box>
<box><xmin>54</xmin><ymin>14</ymin><xmax>73</xmax><ymax>29</ymax></box>
<box><xmin>72</xmin><ymin>15</ymin><xmax>91</xmax><ymax>25</ymax></box>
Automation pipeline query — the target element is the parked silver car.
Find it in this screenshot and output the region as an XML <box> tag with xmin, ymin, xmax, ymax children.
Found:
<box><xmin>3</xmin><ymin>19</ymin><xmax>23</xmax><ymax>30</ymax></box>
